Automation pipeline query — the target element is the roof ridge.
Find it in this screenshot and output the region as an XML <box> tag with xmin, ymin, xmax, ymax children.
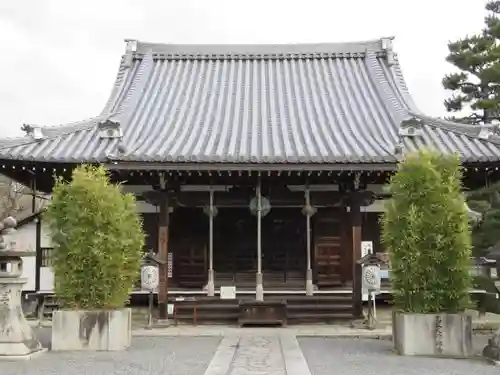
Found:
<box><xmin>27</xmin><ymin>115</ymin><xmax>105</xmax><ymax>132</ymax></box>
<box><xmin>0</xmin><ymin>116</ymin><xmax>107</xmax><ymax>151</ymax></box>
<box><xmin>387</xmin><ymin>60</ymin><xmax>500</xmax><ymax>146</ymax></box>
<box><xmin>409</xmin><ymin>113</ymin><xmax>500</xmax><ymax>145</ymax></box>
<box><xmin>126</xmin><ymin>37</ymin><xmax>393</xmax><ymax>59</ymax></box>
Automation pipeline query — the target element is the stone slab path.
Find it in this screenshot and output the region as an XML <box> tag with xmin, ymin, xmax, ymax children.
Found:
<box><xmin>203</xmin><ymin>334</ymin><xmax>310</xmax><ymax>375</ymax></box>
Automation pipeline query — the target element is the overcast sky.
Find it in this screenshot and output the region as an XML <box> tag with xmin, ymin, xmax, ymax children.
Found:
<box><xmin>0</xmin><ymin>0</ymin><xmax>488</xmax><ymax>137</ymax></box>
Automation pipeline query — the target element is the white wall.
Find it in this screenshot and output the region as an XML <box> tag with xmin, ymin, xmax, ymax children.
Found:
<box><xmin>11</xmin><ymin>219</ymin><xmax>54</xmax><ymax>292</ymax></box>
<box><xmin>39</xmin><ymin>221</ymin><xmax>53</xmax><ymax>292</ymax></box>
<box><xmin>361</xmin><ymin>199</ymin><xmax>386</xmax><ymax>213</ymax></box>
<box><xmin>13</xmin><ymin>221</ymin><xmax>37</xmax><ymax>291</ymax></box>
<box><xmin>346</xmin><ymin>199</ymin><xmax>387</xmax><ymax>213</ymax></box>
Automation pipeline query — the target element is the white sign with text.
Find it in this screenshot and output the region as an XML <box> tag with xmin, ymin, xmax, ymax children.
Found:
<box><xmin>361</xmin><ymin>241</ymin><xmax>373</xmax><ymax>258</ymax></box>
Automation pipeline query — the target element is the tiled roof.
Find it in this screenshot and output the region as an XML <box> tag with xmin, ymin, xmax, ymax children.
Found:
<box><xmin>1</xmin><ymin>38</ymin><xmax>500</xmax><ymax>168</ymax></box>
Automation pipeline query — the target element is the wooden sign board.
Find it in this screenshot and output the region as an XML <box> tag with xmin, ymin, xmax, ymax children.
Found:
<box><xmin>167</xmin><ymin>252</ymin><xmax>173</xmax><ymax>278</ymax></box>
<box><xmin>220</xmin><ymin>286</ymin><xmax>236</xmax><ymax>300</ymax></box>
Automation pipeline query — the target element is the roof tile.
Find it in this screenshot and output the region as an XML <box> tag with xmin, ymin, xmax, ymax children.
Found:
<box><xmin>1</xmin><ymin>38</ymin><xmax>499</xmax><ymax>167</ymax></box>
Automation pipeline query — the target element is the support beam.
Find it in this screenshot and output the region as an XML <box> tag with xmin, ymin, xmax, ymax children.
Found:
<box><xmin>123</xmin><ymin>185</ymin><xmax>346</xmax><ymax>207</ymax></box>
<box><xmin>157</xmin><ymin>178</ymin><xmax>170</xmax><ymax>320</ymax></box>
<box><xmin>255</xmin><ymin>179</ymin><xmax>264</xmax><ymax>301</ymax></box>
<box><xmin>350</xmin><ymin>193</ymin><xmax>363</xmax><ymax>319</ymax></box>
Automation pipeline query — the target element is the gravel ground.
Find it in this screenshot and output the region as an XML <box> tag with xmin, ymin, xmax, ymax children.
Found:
<box><xmin>299</xmin><ymin>337</ymin><xmax>497</xmax><ymax>375</ymax></box>
<box><xmin>0</xmin><ymin>333</ymin><xmax>220</xmax><ymax>375</ymax></box>
<box><xmin>2</xmin><ymin>327</ymin><xmax>497</xmax><ymax>375</ymax></box>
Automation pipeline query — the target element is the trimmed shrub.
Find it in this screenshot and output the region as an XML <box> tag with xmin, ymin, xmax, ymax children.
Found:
<box><xmin>45</xmin><ymin>165</ymin><xmax>145</xmax><ymax>310</ymax></box>
<box><xmin>381</xmin><ymin>150</ymin><xmax>472</xmax><ymax>313</ymax></box>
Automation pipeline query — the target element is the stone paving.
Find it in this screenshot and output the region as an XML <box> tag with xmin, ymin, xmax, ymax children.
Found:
<box><xmin>299</xmin><ymin>337</ymin><xmax>498</xmax><ymax>375</ymax></box>
<box><xmin>0</xmin><ymin>327</ymin><xmax>498</xmax><ymax>374</ymax></box>
<box><xmin>0</xmin><ymin>335</ymin><xmax>221</xmax><ymax>375</ymax></box>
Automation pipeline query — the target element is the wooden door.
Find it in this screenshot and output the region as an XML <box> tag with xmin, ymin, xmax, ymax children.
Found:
<box><xmin>313</xmin><ymin>210</ymin><xmax>344</xmax><ymax>287</ymax></box>
<box><xmin>314</xmin><ymin>240</ymin><xmax>343</xmax><ymax>286</ymax></box>
<box><xmin>169</xmin><ymin>207</ymin><xmax>208</xmax><ymax>288</ymax></box>
<box><xmin>175</xmin><ymin>239</ymin><xmax>207</xmax><ymax>288</ymax></box>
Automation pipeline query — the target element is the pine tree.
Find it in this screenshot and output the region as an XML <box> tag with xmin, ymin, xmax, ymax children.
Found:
<box><xmin>443</xmin><ymin>1</ymin><xmax>500</xmax><ymax>124</ymax></box>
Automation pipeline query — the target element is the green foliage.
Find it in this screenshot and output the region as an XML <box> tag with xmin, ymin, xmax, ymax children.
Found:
<box><xmin>381</xmin><ymin>150</ymin><xmax>472</xmax><ymax>313</ymax></box>
<box><xmin>472</xmin><ymin>274</ymin><xmax>500</xmax><ymax>314</ymax></box>
<box><xmin>471</xmin><ymin>210</ymin><xmax>500</xmax><ymax>256</ymax></box>
<box><xmin>442</xmin><ymin>1</ymin><xmax>500</xmax><ymax>124</ymax></box>
<box><xmin>467</xmin><ymin>182</ymin><xmax>500</xmax><ymax>256</ymax></box>
<box><xmin>45</xmin><ymin>165</ymin><xmax>145</xmax><ymax>310</ymax></box>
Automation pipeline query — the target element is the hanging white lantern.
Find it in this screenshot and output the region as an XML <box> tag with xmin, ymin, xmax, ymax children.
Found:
<box><xmin>203</xmin><ymin>205</ymin><xmax>218</xmax><ymax>217</ymax></box>
<box><xmin>301</xmin><ymin>204</ymin><xmax>317</xmax><ymax>217</ymax></box>
<box><xmin>249</xmin><ymin>196</ymin><xmax>271</xmax><ymax>217</ymax></box>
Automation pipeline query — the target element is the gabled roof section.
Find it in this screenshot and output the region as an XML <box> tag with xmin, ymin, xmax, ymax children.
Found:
<box><xmin>1</xmin><ymin>37</ymin><xmax>500</xmax><ymax>167</ymax></box>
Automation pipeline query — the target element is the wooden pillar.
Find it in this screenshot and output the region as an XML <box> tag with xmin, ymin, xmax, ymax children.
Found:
<box><xmin>32</xmin><ymin>173</ymin><xmax>41</xmax><ymax>292</ymax></box>
<box><xmin>350</xmin><ymin>193</ymin><xmax>363</xmax><ymax>318</ymax></box>
<box><xmin>206</xmin><ymin>189</ymin><xmax>216</xmax><ymax>296</ymax></box>
<box><xmin>158</xmin><ymin>191</ymin><xmax>170</xmax><ymax>320</ymax></box>
<box><xmin>31</xmin><ymin>174</ymin><xmax>36</xmax><ymax>214</ymax></box>
<box><xmin>35</xmin><ymin>216</ymin><xmax>42</xmax><ymax>292</ymax></box>
<box><xmin>255</xmin><ymin>178</ymin><xmax>264</xmax><ymax>301</ymax></box>
<box><xmin>303</xmin><ymin>186</ymin><xmax>316</xmax><ymax>296</ymax></box>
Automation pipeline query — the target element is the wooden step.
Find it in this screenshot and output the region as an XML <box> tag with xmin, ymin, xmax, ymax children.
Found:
<box><xmin>174</xmin><ymin>312</ymin><xmax>239</xmax><ymax>320</ymax></box>
<box><xmin>285</xmin><ymin>304</ymin><xmax>353</xmax><ymax>310</ymax></box>
<box><xmin>171</xmin><ymin>294</ymin><xmax>355</xmax><ymax>324</ymax></box>
<box><xmin>272</xmin><ymin>295</ymin><xmax>352</xmax><ymax>302</ymax></box>
<box><xmin>287</xmin><ymin>312</ymin><xmax>353</xmax><ymax>321</ymax></box>
<box><xmin>175</xmin><ymin>304</ymin><xmax>239</xmax><ymax>311</ymax></box>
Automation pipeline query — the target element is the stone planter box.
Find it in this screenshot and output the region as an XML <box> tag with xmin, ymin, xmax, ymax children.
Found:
<box><xmin>52</xmin><ymin>308</ymin><xmax>131</xmax><ymax>351</ymax></box>
<box><xmin>392</xmin><ymin>311</ymin><xmax>472</xmax><ymax>357</ymax></box>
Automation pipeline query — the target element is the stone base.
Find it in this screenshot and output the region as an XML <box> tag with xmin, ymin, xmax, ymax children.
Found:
<box><xmin>305</xmin><ymin>269</ymin><xmax>314</xmax><ymax>296</ymax></box>
<box><xmin>206</xmin><ymin>269</ymin><xmax>215</xmax><ymax>297</ymax></box>
<box><xmin>483</xmin><ymin>329</ymin><xmax>500</xmax><ymax>364</ymax></box>
<box><xmin>0</xmin><ymin>278</ymin><xmax>45</xmax><ymax>359</ymax></box>
<box><xmin>393</xmin><ymin>312</ymin><xmax>472</xmax><ymax>357</ymax></box>
<box><xmin>154</xmin><ymin>319</ymin><xmax>171</xmax><ymax>327</ymax></box>
<box><xmin>255</xmin><ymin>272</ymin><xmax>264</xmax><ymax>301</ymax></box>
<box><xmin>52</xmin><ymin>308</ymin><xmax>132</xmax><ymax>351</ymax></box>
<box><xmin>0</xmin><ymin>348</ymin><xmax>47</xmax><ymax>361</ymax></box>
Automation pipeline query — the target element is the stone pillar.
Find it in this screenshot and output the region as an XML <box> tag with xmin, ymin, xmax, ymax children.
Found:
<box><xmin>302</xmin><ymin>187</ymin><xmax>317</xmax><ymax>296</ymax></box>
<box><xmin>0</xmin><ymin>217</ymin><xmax>45</xmax><ymax>359</ymax></box>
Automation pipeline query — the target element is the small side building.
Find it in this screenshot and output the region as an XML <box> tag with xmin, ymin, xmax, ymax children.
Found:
<box><xmin>7</xmin><ymin>209</ymin><xmax>50</xmax><ymax>293</ymax></box>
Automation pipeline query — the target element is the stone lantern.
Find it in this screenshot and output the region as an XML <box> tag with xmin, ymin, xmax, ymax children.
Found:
<box><xmin>0</xmin><ymin>216</ymin><xmax>45</xmax><ymax>359</ymax></box>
